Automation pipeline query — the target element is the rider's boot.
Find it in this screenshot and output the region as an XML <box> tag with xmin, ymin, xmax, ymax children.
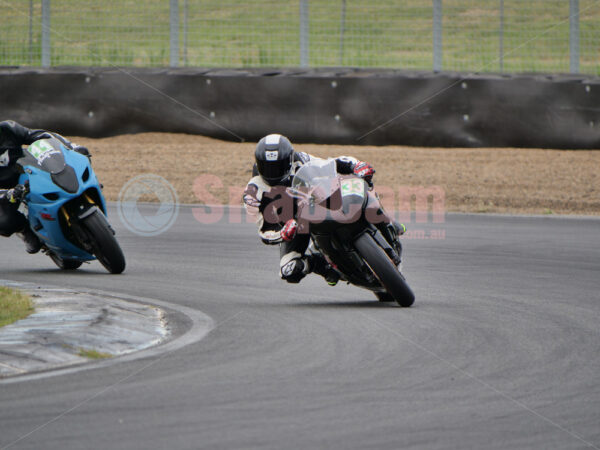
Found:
<box><xmin>307</xmin><ymin>253</ymin><xmax>340</xmax><ymax>286</ymax></box>
<box><xmin>17</xmin><ymin>226</ymin><xmax>41</xmax><ymax>254</ymax></box>
<box><xmin>394</xmin><ymin>221</ymin><xmax>407</xmax><ymax>237</ymax></box>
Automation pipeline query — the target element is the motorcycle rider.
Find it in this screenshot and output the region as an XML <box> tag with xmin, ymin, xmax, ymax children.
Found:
<box><xmin>243</xmin><ymin>133</ymin><xmax>403</xmax><ymax>286</ymax></box>
<box><xmin>0</xmin><ymin>120</ymin><xmax>89</xmax><ymax>254</ymax></box>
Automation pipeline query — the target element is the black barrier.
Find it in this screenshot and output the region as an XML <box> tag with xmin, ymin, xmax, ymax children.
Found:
<box><xmin>0</xmin><ymin>67</ymin><xmax>598</xmax><ymax>148</ymax></box>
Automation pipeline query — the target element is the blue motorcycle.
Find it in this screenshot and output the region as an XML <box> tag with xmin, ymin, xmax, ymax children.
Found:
<box><xmin>16</xmin><ymin>137</ymin><xmax>125</xmax><ymax>274</ymax></box>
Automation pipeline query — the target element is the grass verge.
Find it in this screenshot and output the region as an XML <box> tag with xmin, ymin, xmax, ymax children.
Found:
<box><xmin>78</xmin><ymin>348</ymin><xmax>113</xmax><ymax>359</ymax></box>
<box><xmin>0</xmin><ymin>287</ymin><xmax>35</xmax><ymax>328</ymax></box>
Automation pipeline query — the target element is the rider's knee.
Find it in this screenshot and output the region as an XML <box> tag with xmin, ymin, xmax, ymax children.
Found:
<box><xmin>280</xmin><ymin>258</ymin><xmax>307</xmax><ymax>283</ymax></box>
<box><xmin>0</xmin><ymin>207</ymin><xmax>25</xmax><ymax>237</ymax></box>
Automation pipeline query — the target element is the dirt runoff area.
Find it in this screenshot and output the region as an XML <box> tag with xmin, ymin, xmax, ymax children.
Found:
<box><xmin>72</xmin><ymin>132</ymin><xmax>599</xmax><ymax>216</ymax></box>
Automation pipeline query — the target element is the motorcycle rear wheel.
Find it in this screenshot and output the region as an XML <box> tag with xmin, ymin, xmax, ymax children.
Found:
<box><xmin>354</xmin><ymin>232</ymin><xmax>415</xmax><ymax>307</ymax></box>
<box><xmin>80</xmin><ymin>210</ymin><xmax>126</xmax><ymax>274</ymax></box>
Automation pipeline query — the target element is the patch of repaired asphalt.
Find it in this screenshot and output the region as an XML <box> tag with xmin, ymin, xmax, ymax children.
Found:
<box><xmin>0</xmin><ymin>281</ymin><xmax>168</xmax><ymax>378</ymax></box>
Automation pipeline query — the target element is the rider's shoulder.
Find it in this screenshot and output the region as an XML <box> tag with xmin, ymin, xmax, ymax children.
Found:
<box><xmin>0</xmin><ymin>120</ymin><xmax>17</xmax><ymax>131</ymax></box>
<box><xmin>336</xmin><ymin>155</ymin><xmax>358</xmax><ymax>163</ymax></box>
<box><xmin>294</xmin><ymin>151</ymin><xmax>311</xmax><ymax>164</ymax></box>
<box><xmin>246</xmin><ymin>175</ymin><xmax>270</xmax><ymax>191</ymax></box>
<box><xmin>0</xmin><ymin>120</ymin><xmax>33</xmax><ymax>138</ymax></box>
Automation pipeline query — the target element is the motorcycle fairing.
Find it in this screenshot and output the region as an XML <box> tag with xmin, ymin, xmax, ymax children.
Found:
<box><xmin>17</xmin><ymin>138</ymin><xmax>107</xmax><ymax>260</ymax></box>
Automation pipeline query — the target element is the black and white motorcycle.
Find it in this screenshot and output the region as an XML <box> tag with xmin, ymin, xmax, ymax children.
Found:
<box><xmin>288</xmin><ymin>158</ymin><xmax>415</xmax><ymax>307</ymax></box>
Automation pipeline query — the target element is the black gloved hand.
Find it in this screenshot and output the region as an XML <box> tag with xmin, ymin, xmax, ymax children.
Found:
<box><xmin>7</xmin><ymin>184</ymin><xmax>27</xmax><ymax>203</ymax></box>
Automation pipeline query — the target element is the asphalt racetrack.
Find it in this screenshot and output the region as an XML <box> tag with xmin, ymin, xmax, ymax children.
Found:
<box><xmin>1</xmin><ymin>205</ymin><xmax>599</xmax><ymax>450</ymax></box>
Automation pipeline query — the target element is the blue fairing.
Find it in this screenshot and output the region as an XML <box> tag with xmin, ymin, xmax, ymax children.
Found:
<box><xmin>19</xmin><ymin>143</ymin><xmax>108</xmax><ymax>261</ymax></box>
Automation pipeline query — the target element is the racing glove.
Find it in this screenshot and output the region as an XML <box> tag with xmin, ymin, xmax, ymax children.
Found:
<box><xmin>281</xmin><ymin>219</ymin><xmax>298</xmax><ymax>241</ymax></box>
<box><xmin>353</xmin><ymin>161</ymin><xmax>375</xmax><ymax>185</ymax></box>
<box><xmin>243</xmin><ymin>192</ymin><xmax>261</xmax><ymax>219</ymax></box>
<box><xmin>260</xmin><ymin>230</ymin><xmax>283</xmax><ymax>245</ymax></box>
<box><xmin>6</xmin><ymin>184</ymin><xmax>27</xmax><ymax>204</ymax></box>
<box><xmin>243</xmin><ymin>192</ymin><xmax>261</xmax><ymax>209</ymax></box>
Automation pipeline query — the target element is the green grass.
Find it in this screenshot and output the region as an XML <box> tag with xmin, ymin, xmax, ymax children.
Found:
<box><xmin>78</xmin><ymin>348</ymin><xmax>113</xmax><ymax>359</ymax></box>
<box><xmin>1</xmin><ymin>0</ymin><xmax>598</xmax><ymax>75</ymax></box>
<box><xmin>0</xmin><ymin>287</ymin><xmax>34</xmax><ymax>328</ymax></box>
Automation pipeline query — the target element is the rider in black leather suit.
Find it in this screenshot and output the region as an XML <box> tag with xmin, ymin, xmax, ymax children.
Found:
<box><xmin>0</xmin><ymin>120</ymin><xmax>88</xmax><ymax>253</ymax></box>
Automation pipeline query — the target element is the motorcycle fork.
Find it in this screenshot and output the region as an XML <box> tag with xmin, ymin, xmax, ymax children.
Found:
<box><xmin>59</xmin><ymin>195</ymin><xmax>98</xmax><ymax>252</ymax></box>
<box><xmin>60</xmin><ymin>206</ymin><xmax>72</xmax><ymax>227</ymax></box>
<box><xmin>365</xmin><ymin>191</ymin><xmax>401</xmax><ymax>260</ymax></box>
<box><xmin>83</xmin><ymin>193</ymin><xmax>96</xmax><ymax>206</ymax></box>
<box><xmin>59</xmin><ymin>193</ymin><xmax>95</xmax><ymax>225</ymax></box>
<box><xmin>370</xmin><ymin>227</ymin><xmax>402</xmax><ymax>265</ymax></box>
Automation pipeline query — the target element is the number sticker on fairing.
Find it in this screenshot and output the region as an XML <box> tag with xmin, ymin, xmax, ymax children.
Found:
<box><xmin>341</xmin><ymin>179</ymin><xmax>364</xmax><ymax>197</ymax></box>
<box><xmin>27</xmin><ymin>140</ymin><xmax>61</xmax><ymax>163</ymax></box>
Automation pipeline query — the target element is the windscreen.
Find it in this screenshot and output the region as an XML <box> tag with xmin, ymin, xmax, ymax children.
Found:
<box><xmin>291</xmin><ymin>158</ymin><xmax>338</xmax><ymax>203</ymax></box>
<box><xmin>26</xmin><ymin>138</ymin><xmax>66</xmax><ymax>174</ymax></box>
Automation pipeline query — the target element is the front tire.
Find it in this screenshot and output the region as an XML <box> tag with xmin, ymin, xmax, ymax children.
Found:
<box><xmin>375</xmin><ymin>291</ymin><xmax>395</xmax><ymax>302</ymax></box>
<box><xmin>354</xmin><ymin>232</ymin><xmax>415</xmax><ymax>307</ymax></box>
<box><xmin>80</xmin><ymin>210</ymin><xmax>126</xmax><ymax>274</ymax></box>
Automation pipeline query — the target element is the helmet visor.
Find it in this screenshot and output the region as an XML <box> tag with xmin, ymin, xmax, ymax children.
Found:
<box><xmin>257</xmin><ymin>158</ymin><xmax>292</xmax><ymax>185</ymax></box>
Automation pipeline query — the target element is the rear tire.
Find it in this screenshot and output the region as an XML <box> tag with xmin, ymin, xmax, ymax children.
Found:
<box><xmin>80</xmin><ymin>210</ymin><xmax>126</xmax><ymax>274</ymax></box>
<box><xmin>49</xmin><ymin>253</ymin><xmax>83</xmax><ymax>270</ymax></box>
<box><xmin>354</xmin><ymin>232</ymin><xmax>415</xmax><ymax>307</ymax></box>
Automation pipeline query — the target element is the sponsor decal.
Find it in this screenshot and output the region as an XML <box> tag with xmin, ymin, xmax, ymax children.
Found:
<box><xmin>281</xmin><ymin>261</ymin><xmax>296</xmax><ymax>276</ymax></box>
<box><xmin>265</xmin><ymin>150</ymin><xmax>279</xmax><ymax>161</ymax></box>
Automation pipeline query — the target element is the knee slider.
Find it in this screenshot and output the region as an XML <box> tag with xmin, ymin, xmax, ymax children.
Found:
<box><xmin>280</xmin><ymin>258</ymin><xmax>306</xmax><ymax>283</ymax></box>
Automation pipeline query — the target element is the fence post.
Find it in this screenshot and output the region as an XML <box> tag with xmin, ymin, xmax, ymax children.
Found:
<box><xmin>41</xmin><ymin>0</ymin><xmax>51</xmax><ymax>67</ymax></box>
<box><xmin>28</xmin><ymin>0</ymin><xmax>34</xmax><ymax>63</ymax></box>
<box><xmin>569</xmin><ymin>0</ymin><xmax>580</xmax><ymax>73</ymax></box>
<box><xmin>339</xmin><ymin>0</ymin><xmax>347</xmax><ymax>66</ymax></box>
<box><xmin>170</xmin><ymin>0</ymin><xmax>179</xmax><ymax>67</ymax></box>
<box><xmin>183</xmin><ymin>0</ymin><xmax>188</xmax><ymax>66</ymax></box>
<box><xmin>499</xmin><ymin>0</ymin><xmax>504</xmax><ymax>72</ymax></box>
<box><xmin>433</xmin><ymin>0</ymin><xmax>442</xmax><ymax>71</ymax></box>
<box><xmin>300</xmin><ymin>0</ymin><xmax>309</xmax><ymax>67</ymax></box>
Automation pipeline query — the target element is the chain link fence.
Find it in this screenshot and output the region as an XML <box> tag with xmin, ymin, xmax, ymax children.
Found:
<box><xmin>1</xmin><ymin>0</ymin><xmax>599</xmax><ymax>75</ymax></box>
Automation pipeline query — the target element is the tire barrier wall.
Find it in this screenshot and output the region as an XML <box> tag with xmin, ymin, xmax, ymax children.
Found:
<box><xmin>1</xmin><ymin>67</ymin><xmax>598</xmax><ymax>148</ymax></box>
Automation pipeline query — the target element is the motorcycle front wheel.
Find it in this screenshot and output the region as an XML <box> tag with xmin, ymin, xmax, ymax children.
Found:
<box><xmin>354</xmin><ymin>232</ymin><xmax>415</xmax><ymax>307</ymax></box>
<box><xmin>80</xmin><ymin>209</ymin><xmax>126</xmax><ymax>274</ymax></box>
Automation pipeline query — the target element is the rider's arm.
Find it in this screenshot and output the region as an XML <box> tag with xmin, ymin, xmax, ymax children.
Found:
<box><xmin>2</xmin><ymin>120</ymin><xmax>71</xmax><ymax>147</ymax></box>
<box><xmin>334</xmin><ymin>156</ymin><xmax>360</xmax><ymax>174</ymax></box>
<box><xmin>0</xmin><ymin>184</ymin><xmax>26</xmax><ymax>204</ymax></box>
<box><xmin>243</xmin><ymin>178</ymin><xmax>283</xmax><ymax>245</ymax></box>
<box><xmin>335</xmin><ymin>156</ymin><xmax>375</xmax><ymax>185</ymax></box>
<box><xmin>3</xmin><ymin>120</ymin><xmax>88</xmax><ymax>155</ymax></box>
